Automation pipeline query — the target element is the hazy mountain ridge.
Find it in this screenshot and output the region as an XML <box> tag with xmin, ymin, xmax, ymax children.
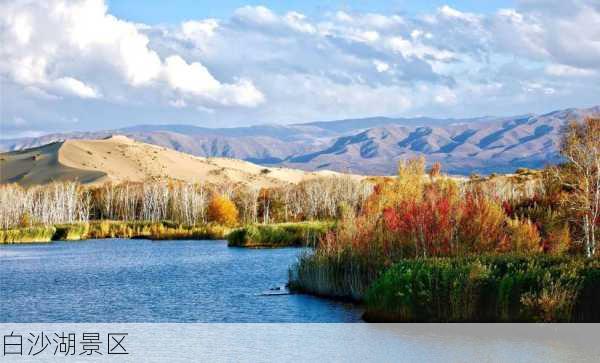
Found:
<box><xmin>2</xmin><ymin>106</ymin><xmax>598</xmax><ymax>175</ymax></box>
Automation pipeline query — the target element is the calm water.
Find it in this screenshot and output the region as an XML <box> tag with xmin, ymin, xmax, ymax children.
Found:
<box><xmin>0</xmin><ymin>239</ymin><xmax>361</xmax><ymax>322</ymax></box>
<box><xmin>3</xmin><ymin>241</ymin><xmax>600</xmax><ymax>362</ymax></box>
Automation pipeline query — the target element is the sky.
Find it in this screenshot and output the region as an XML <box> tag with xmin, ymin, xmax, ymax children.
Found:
<box><xmin>107</xmin><ymin>1</ymin><xmax>516</xmax><ymax>24</ymax></box>
<box><xmin>1</xmin><ymin>0</ymin><xmax>599</xmax><ymax>138</ymax></box>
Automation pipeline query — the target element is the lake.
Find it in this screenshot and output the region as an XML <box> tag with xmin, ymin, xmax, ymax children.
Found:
<box><xmin>3</xmin><ymin>239</ymin><xmax>600</xmax><ymax>362</ymax></box>
<box><xmin>0</xmin><ymin>239</ymin><xmax>361</xmax><ymax>322</ymax></box>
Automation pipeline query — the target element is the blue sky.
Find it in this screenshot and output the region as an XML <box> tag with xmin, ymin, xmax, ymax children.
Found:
<box><xmin>1</xmin><ymin>0</ymin><xmax>599</xmax><ymax>137</ymax></box>
<box><xmin>108</xmin><ymin>1</ymin><xmax>515</xmax><ymax>24</ymax></box>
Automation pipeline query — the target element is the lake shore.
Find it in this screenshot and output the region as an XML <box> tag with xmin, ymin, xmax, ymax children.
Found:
<box><xmin>0</xmin><ymin>220</ymin><xmax>335</xmax><ymax>246</ymax></box>
<box><xmin>0</xmin><ymin>221</ymin><xmax>231</xmax><ymax>243</ymax></box>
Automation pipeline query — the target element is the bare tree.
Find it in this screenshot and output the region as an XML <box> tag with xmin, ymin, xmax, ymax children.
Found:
<box><xmin>559</xmin><ymin>117</ymin><xmax>600</xmax><ymax>257</ymax></box>
<box><xmin>0</xmin><ymin>176</ymin><xmax>374</xmax><ymax>228</ymax></box>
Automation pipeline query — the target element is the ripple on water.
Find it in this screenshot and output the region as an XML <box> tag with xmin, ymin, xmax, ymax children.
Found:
<box><xmin>0</xmin><ymin>239</ymin><xmax>362</xmax><ymax>323</ymax></box>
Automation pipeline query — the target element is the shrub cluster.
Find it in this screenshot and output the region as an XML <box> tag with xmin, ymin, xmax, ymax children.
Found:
<box><xmin>308</xmin><ymin>158</ymin><xmax>545</xmax><ymax>270</ymax></box>
<box><xmin>364</xmin><ymin>256</ymin><xmax>600</xmax><ymax>322</ymax></box>
<box><xmin>228</xmin><ymin>221</ymin><xmax>332</xmax><ymax>248</ymax></box>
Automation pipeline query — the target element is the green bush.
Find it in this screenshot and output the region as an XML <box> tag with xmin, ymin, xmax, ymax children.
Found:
<box><xmin>227</xmin><ymin>221</ymin><xmax>333</xmax><ymax>248</ymax></box>
<box><xmin>364</xmin><ymin>256</ymin><xmax>600</xmax><ymax>322</ymax></box>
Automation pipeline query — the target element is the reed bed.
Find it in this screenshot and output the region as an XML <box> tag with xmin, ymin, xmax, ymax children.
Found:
<box><xmin>0</xmin><ymin>221</ymin><xmax>230</xmax><ymax>243</ymax></box>
<box><xmin>227</xmin><ymin>221</ymin><xmax>333</xmax><ymax>248</ymax></box>
<box><xmin>364</xmin><ymin>256</ymin><xmax>600</xmax><ymax>322</ymax></box>
<box><xmin>0</xmin><ymin>226</ymin><xmax>56</xmax><ymax>244</ymax></box>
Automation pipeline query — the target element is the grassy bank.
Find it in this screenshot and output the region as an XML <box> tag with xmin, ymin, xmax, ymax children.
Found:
<box><xmin>86</xmin><ymin>220</ymin><xmax>230</xmax><ymax>240</ymax></box>
<box><xmin>0</xmin><ymin>221</ymin><xmax>231</xmax><ymax>243</ymax></box>
<box><xmin>0</xmin><ymin>226</ymin><xmax>57</xmax><ymax>243</ymax></box>
<box><xmin>1</xmin><ymin>220</ymin><xmax>331</xmax><ymax>245</ymax></box>
<box><xmin>363</xmin><ymin>256</ymin><xmax>600</xmax><ymax>322</ymax></box>
<box><xmin>227</xmin><ymin>221</ymin><xmax>333</xmax><ymax>248</ymax></box>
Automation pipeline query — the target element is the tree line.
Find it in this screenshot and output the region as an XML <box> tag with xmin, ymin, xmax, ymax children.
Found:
<box><xmin>0</xmin><ymin>176</ymin><xmax>374</xmax><ymax>229</ymax></box>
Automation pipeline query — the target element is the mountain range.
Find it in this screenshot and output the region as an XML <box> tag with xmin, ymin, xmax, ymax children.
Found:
<box><xmin>2</xmin><ymin>106</ymin><xmax>599</xmax><ymax>175</ymax></box>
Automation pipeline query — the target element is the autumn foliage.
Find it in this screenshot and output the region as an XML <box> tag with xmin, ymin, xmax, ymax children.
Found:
<box><xmin>559</xmin><ymin>117</ymin><xmax>600</xmax><ymax>256</ymax></box>
<box><xmin>318</xmin><ymin>157</ymin><xmax>546</xmax><ymax>265</ymax></box>
<box><xmin>207</xmin><ymin>195</ymin><xmax>239</xmax><ymax>227</ymax></box>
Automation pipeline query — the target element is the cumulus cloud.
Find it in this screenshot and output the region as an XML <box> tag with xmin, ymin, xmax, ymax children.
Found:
<box><xmin>181</xmin><ymin>19</ymin><xmax>219</xmax><ymax>39</ymax></box>
<box><xmin>1</xmin><ymin>0</ymin><xmax>599</xmax><ymax>137</ymax></box>
<box><xmin>491</xmin><ymin>2</ymin><xmax>600</xmax><ymax>70</ymax></box>
<box><xmin>54</xmin><ymin>77</ymin><xmax>100</xmax><ymax>99</ymax></box>
<box><xmin>162</xmin><ymin>55</ymin><xmax>263</xmax><ymax>107</ymax></box>
<box><xmin>0</xmin><ymin>0</ymin><xmax>263</xmax><ymax>108</ymax></box>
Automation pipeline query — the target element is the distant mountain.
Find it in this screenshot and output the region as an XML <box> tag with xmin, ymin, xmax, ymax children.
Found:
<box><xmin>296</xmin><ymin>115</ymin><xmax>499</xmax><ymax>134</ymax></box>
<box><xmin>1</xmin><ymin>106</ymin><xmax>598</xmax><ymax>175</ymax></box>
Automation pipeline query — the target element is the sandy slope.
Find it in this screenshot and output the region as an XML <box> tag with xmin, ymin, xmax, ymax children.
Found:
<box><xmin>0</xmin><ymin>135</ymin><xmax>360</xmax><ymax>187</ymax></box>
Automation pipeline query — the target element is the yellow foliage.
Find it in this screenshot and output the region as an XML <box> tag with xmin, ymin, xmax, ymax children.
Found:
<box><xmin>546</xmin><ymin>224</ymin><xmax>571</xmax><ymax>255</ymax></box>
<box><xmin>396</xmin><ymin>157</ymin><xmax>426</xmax><ymax>202</ymax></box>
<box><xmin>457</xmin><ymin>192</ymin><xmax>507</xmax><ymax>253</ymax></box>
<box><xmin>208</xmin><ymin>196</ymin><xmax>239</xmax><ymax>227</ymax></box>
<box><xmin>506</xmin><ymin>218</ymin><xmax>541</xmax><ymax>254</ymax></box>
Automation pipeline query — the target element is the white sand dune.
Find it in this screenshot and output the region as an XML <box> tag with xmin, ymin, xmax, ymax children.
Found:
<box><xmin>0</xmin><ymin>135</ymin><xmax>361</xmax><ymax>187</ymax></box>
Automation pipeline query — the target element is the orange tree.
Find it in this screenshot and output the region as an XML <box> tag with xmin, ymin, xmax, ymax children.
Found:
<box><xmin>208</xmin><ymin>195</ymin><xmax>239</xmax><ymax>227</ymax></box>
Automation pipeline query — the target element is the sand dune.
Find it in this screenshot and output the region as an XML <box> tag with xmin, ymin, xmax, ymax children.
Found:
<box><xmin>0</xmin><ymin>135</ymin><xmax>360</xmax><ymax>187</ymax></box>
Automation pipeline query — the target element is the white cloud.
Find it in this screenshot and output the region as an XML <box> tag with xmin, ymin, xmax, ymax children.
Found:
<box><xmin>438</xmin><ymin>5</ymin><xmax>480</xmax><ymax>23</ymax></box>
<box><xmin>386</xmin><ymin>36</ymin><xmax>455</xmax><ymax>61</ymax></box>
<box><xmin>10</xmin><ymin>56</ymin><xmax>47</xmax><ymax>85</ymax></box>
<box><xmin>164</xmin><ymin>55</ymin><xmax>264</xmax><ymax>107</ymax></box>
<box><xmin>1</xmin><ymin>0</ymin><xmax>599</xmax><ymax>136</ymax></box>
<box><xmin>492</xmin><ymin>3</ymin><xmax>600</xmax><ymax>70</ymax></box>
<box><xmin>54</xmin><ymin>77</ymin><xmax>100</xmax><ymax>99</ymax></box>
<box><xmin>234</xmin><ymin>6</ymin><xmax>278</xmax><ymax>25</ymax></box>
<box><xmin>232</xmin><ymin>5</ymin><xmax>317</xmax><ymax>35</ymax></box>
<box><xmin>545</xmin><ymin>64</ymin><xmax>597</xmax><ymax>77</ymax></box>
<box><xmin>53</xmin><ymin>0</ymin><xmax>163</xmax><ymax>86</ymax></box>
<box><xmin>373</xmin><ymin>60</ymin><xmax>390</xmax><ymax>73</ymax></box>
<box><xmin>164</xmin><ymin>55</ymin><xmax>221</xmax><ymax>94</ymax></box>
<box><xmin>11</xmin><ymin>13</ymin><xmax>32</xmax><ymax>45</ymax></box>
<box><xmin>522</xmin><ymin>81</ymin><xmax>555</xmax><ymax>95</ymax></box>
<box><xmin>0</xmin><ymin>0</ymin><xmax>263</xmax><ymax>111</ymax></box>
<box><xmin>283</xmin><ymin>12</ymin><xmax>316</xmax><ymax>34</ymax></box>
<box><xmin>181</xmin><ymin>19</ymin><xmax>219</xmax><ymax>39</ymax></box>
<box><xmin>492</xmin><ymin>8</ymin><xmax>549</xmax><ymax>60</ymax></box>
